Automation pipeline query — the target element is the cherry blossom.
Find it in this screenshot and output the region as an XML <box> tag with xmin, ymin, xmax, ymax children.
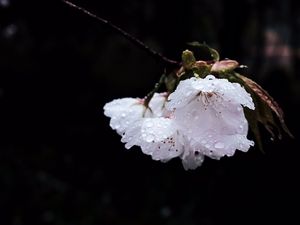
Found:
<box><xmin>166</xmin><ymin>75</ymin><xmax>254</xmax><ymax>160</ymax></box>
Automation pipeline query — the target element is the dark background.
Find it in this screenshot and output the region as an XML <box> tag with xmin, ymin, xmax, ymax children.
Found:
<box><xmin>0</xmin><ymin>0</ymin><xmax>299</xmax><ymax>224</ymax></box>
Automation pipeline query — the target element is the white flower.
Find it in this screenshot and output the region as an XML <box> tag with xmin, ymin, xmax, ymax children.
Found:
<box><xmin>105</xmin><ymin>95</ymin><xmax>206</xmax><ymax>170</ymax></box>
<box><xmin>166</xmin><ymin>75</ymin><xmax>255</xmax><ymax>160</ymax></box>
<box><xmin>103</xmin><ymin>93</ymin><xmax>168</xmax><ymax>133</ymax></box>
<box><xmin>104</xmin><ymin>93</ymin><xmax>204</xmax><ymax>168</ymax></box>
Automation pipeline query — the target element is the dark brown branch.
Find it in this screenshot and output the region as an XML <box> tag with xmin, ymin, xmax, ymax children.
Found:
<box><xmin>62</xmin><ymin>0</ymin><xmax>180</xmax><ymax>67</ymax></box>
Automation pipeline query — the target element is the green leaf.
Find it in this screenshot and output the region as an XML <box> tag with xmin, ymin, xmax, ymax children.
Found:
<box><xmin>236</xmin><ymin>73</ymin><xmax>293</xmax><ymax>138</ymax></box>
<box><xmin>219</xmin><ymin>72</ymin><xmax>293</xmax><ymax>152</ymax></box>
<box><xmin>244</xmin><ymin>107</ymin><xmax>264</xmax><ymax>152</ymax></box>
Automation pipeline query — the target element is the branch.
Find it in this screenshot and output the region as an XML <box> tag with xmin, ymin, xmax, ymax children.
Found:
<box><xmin>62</xmin><ymin>0</ymin><xmax>180</xmax><ymax>67</ymax></box>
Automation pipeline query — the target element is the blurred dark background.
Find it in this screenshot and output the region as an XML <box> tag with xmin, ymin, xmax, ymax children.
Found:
<box><xmin>0</xmin><ymin>0</ymin><xmax>299</xmax><ymax>224</ymax></box>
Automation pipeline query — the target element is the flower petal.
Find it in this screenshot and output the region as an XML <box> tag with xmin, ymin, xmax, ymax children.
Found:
<box><xmin>103</xmin><ymin>98</ymin><xmax>145</xmax><ymax>135</ymax></box>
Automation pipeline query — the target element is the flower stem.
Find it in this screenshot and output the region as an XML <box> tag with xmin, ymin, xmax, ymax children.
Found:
<box><xmin>144</xmin><ymin>73</ymin><xmax>167</xmax><ymax>107</ymax></box>
<box><xmin>62</xmin><ymin>0</ymin><xmax>180</xmax><ymax>67</ymax></box>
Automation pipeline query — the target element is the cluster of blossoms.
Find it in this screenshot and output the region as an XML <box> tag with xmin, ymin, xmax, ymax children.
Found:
<box><xmin>104</xmin><ymin>74</ymin><xmax>255</xmax><ymax>170</ymax></box>
<box><xmin>63</xmin><ymin>2</ymin><xmax>291</xmax><ymax>170</ymax></box>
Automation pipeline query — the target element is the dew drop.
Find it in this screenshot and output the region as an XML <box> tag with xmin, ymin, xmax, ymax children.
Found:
<box><xmin>238</xmin><ymin>125</ymin><xmax>243</xmax><ymax>132</ymax></box>
<box><xmin>185</xmin><ymin>91</ymin><xmax>192</xmax><ymax>97</ymax></box>
<box><xmin>187</xmin><ymin>112</ymin><xmax>192</xmax><ymax>117</ymax></box>
<box><xmin>146</xmin><ymin>135</ymin><xmax>154</xmax><ymax>143</ymax></box>
<box><xmin>201</xmin><ymin>140</ymin><xmax>207</xmax><ymax>144</ymax></box>
<box><xmin>146</xmin><ymin>122</ymin><xmax>153</xmax><ymax>128</ymax></box>
<box><xmin>237</xmin><ymin>106</ymin><xmax>243</xmax><ymax>111</ymax></box>
<box><xmin>121</xmin><ymin>113</ymin><xmax>126</xmax><ymax>117</ymax></box>
<box><xmin>197</xmin><ymin>85</ymin><xmax>204</xmax><ymax>89</ymax></box>
<box><xmin>205</xmin><ymin>144</ymin><xmax>211</xmax><ymax>148</ymax></box>
<box><xmin>206</xmin><ymin>75</ymin><xmax>215</xmax><ymax>80</ymax></box>
<box><xmin>214</xmin><ymin>142</ymin><xmax>224</xmax><ymax>149</ymax></box>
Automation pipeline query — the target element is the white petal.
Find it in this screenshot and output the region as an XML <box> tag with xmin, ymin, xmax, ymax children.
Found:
<box><xmin>190</xmin><ymin>132</ymin><xmax>254</xmax><ymax>160</ymax></box>
<box><xmin>121</xmin><ymin>117</ymin><xmax>185</xmax><ymax>161</ymax></box>
<box><xmin>147</xmin><ymin>93</ymin><xmax>167</xmax><ymax>117</ymax></box>
<box><xmin>103</xmin><ymin>98</ymin><xmax>145</xmax><ymax>135</ymax></box>
<box><xmin>181</xmin><ymin>149</ymin><xmax>205</xmax><ymax>170</ymax></box>
<box><xmin>210</xmin><ymin>77</ymin><xmax>254</xmax><ymax>110</ymax></box>
<box><xmin>166</xmin><ymin>75</ymin><xmax>254</xmax><ymax>111</ymax></box>
<box><xmin>166</xmin><ymin>77</ymin><xmax>200</xmax><ymax>110</ymax></box>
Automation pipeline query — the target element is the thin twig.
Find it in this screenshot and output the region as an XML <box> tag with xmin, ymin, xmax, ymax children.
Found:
<box><xmin>62</xmin><ymin>0</ymin><xmax>180</xmax><ymax>67</ymax></box>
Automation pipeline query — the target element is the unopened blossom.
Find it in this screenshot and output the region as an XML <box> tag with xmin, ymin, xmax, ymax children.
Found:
<box><xmin>166</xmin><ymin>75</ymin><xmax>255</xmax><ymax>160</ymax></box>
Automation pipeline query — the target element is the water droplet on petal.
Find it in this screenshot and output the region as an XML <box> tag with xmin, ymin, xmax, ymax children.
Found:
<box><xmin>146</xmin><ymin>135</ymin><xmax>154</xmax><ymax>143</ymax></box>
<box><xmin>237</xmin><ymin>106</ymin><xmax>243</xmax><ymax>111</ymax></box>
<box><xmin>206</xmin><ymin>75</ymin><xmax>215</xmax><ymax>80</ymax></box>
<box><xmin>214</xmin><ymin>142</ymin><xmax>224</xmax><ymax>149</ymax></box>
<box><xmin>146</xmin><ymin>121</ymin><xmax>153</xmax><ymax>128</ymax></box>
<box><xmin>238</xmin><ymin>125</ymin><xmax>243</xmax><ymax>132</ymax></box>
<box><xmin>187</xmin><ymin>112</ymin><xmax>192</xmax><ymax>117</ymax></box>
<box><xmin>185</xmin><ymin>91</ymin><xmax>192</xmax><ymax>97</ymax></box>
<box><xmin>121</xmin><ymin>113</ymin><xmax>126</xmax><ymax>117</ymax></box>
<box><xmin>201</xmin><ymin>140</ymin><xmax>207</xmax><ymax>144</ymax></box>
<box><xmin>205</xmin><ymin>144</ymin><xmax>211</xmax><ymax>148</ymax></box>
